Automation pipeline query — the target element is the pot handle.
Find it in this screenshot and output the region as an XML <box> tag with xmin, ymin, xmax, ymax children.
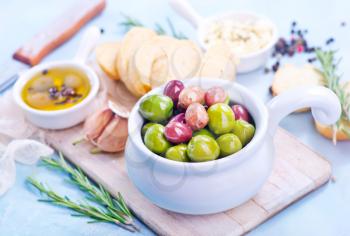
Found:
<box><xmin>266</xmin><ymin>86</ymin><xmax>341</xmax><ymax>135</ymax></box>
<box><xmin>169</xmin><ymin>0</ymin><xmax>204</xmax><ymax>28</ymax></box>
<box><xmin>74</xmin><ymin>26</ymin><xmax>101</xmax><ymax>63</ymax></box>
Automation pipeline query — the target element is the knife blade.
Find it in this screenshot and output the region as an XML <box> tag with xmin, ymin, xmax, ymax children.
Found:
<box><xmin>0</xmin><ymin>0</ymin><xmax>106</xmax><ymax>93</ymax></box>
<box><xmin>0</xmin><ymin>60</ymin><xmax>24</xmax><ymax>92</ymax></box>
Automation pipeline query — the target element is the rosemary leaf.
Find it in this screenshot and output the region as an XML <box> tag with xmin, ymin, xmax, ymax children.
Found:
<box><xmin>119</xmin><ymin>13</ymin><xmax>187</xmax><ymax>39</ymax></box>
<box><xmin>29</xmin><ymin>153</ymin><xmax>138</xmax><ymax>232</ymax></box>
<box><xmin>154</xmin><ymin>23</ymin><xmax>166</xmax><ymax>35</ymax></box>
<box><xmin>119</xmin><ymin>13</ymin><xmax>143</xmax><ymax>32</ymax></box>
<box><xmin>41</xmin><ymin>153</ymin><xmax>134</xmax><ymax>221</ymax></box>
<box><xmin>315</xmin><ymin>49</ymin><xmax>350</xmax><ymax>141</ymax></box>
<box><xmin>27</xmin><ymin>177</ymin><xmax>123</xmax><ymax>225</ymax></box>
<box><xmin>166</xmin><ymin>18</ymin><xmax>187</xmax><ymax>39</ymax></box>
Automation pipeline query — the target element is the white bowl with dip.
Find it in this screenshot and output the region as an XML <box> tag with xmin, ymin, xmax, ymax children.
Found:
<box><xmin>13</xmin><ymin>27</ymin><xmax>100</xmax><ymax>130</ymax></box>
<box><xmin>125</xmin><ymin>78</ymin><xmax>341</xmax><ymax>215</ymax></box>
<box><xmin>169</xmin><ymin>0</ymin><xmax>278</xmax><ymax>73</ymax></box>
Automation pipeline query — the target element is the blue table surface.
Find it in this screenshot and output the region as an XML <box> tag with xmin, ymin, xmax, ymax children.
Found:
<box><xmin>1</xmin><ymin>0</ymin><xmax>350</xmax><ymax>235</ymax></box>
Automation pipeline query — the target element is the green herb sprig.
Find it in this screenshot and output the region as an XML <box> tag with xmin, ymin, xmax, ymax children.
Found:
<box><xmin>27</xmin><ymin>153</ymin><xmax>138</xmax><ymax>232</ymax></box>
<box><xmin>315</xmin><ymin>49</ymin><xmax>350</xmax><ymax>143</ymax></box>
<box><xmin>119</xmin><ymin>13</ymin><xmax>187</xmax><ymax>39</ymax></box>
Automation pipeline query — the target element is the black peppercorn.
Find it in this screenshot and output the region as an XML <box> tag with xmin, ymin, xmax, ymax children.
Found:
<box><xmin>272</xmin><ymin>61</ymin><xmax>280</xmax><ymax>72</ymax></box>
<box><xmin>326</xmin><ymin>38</ymin><xmax>335</xmax><ymax>45</ymax></box>
<box><xmin>307</xmin><ymin>57</ymin><xmax>317</xmax><ymax>63</ymax></box>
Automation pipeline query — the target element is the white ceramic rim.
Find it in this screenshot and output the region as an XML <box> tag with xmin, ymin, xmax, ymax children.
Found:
<box><xmin>197</xmin><ymin>11</ymin><xmax>279</xmax><ymax>59</ymax></box>
<box><xmin>128</xmin><ymin>78</ymin><xmax>269</xmax><ymax>170</ymax></box>
<box><xmin>13</xmin><ymin>60</ymin><xmax>100</xmax><ymax>116</ymax></box>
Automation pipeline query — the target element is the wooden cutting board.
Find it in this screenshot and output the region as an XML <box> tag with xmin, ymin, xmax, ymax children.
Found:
<box><xmin>45</xmin><ymin>126</ymin><xmax>331</xmax><ymax>236</ymax></box>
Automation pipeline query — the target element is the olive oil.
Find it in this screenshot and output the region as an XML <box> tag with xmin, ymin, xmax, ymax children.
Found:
<box><xmin>22</xmin><ymin>67</ymin><xmax>91</xmax><ymax>111</ymax></box>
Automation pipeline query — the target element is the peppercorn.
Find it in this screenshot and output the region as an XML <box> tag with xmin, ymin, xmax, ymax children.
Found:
<box><xmin>272</xmin><ymin>61</ymin><xmax>280</xmax><ymax>72</ymax></box>
<box><xmin>297</xmin><ymin>30</ymin><xmax>303</xmax><ymax>37</ymax></box>
<box><xmin>61</xmin><ymin>87</ymin><xmax>75</xmax><ymax>97</ymax></box>
<box><xmin>49</xmin><ymin>87</ymin><xmax>59</xmax><ymax>99</ymax></box>
<box><xmin>296</xmin><ymin>44</ymin><xmax>304</xmax><ymax>53</ymax></box>
<box><xmin>269</xmin><ymin>21</ymin><xmax>336</xmax><ymax>75</ymax></box>
<box><xmin>287</xmin><ymin>47</ymin><xmax>295</xmax><ymax>57</ymax></box>
<box><xmin>307</xmin><ymin>57</ymin><xmax>317</xmax><ymax>63</ymax></box>
<box><xmin>326</xmin><ymin>38</ymin><xmax>335</xmax><ymax>45</ymax></box>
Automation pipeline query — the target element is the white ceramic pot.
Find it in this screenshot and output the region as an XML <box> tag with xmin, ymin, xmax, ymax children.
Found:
<box><xmin>125</xmin><ymin>78</ymin><xmax>341</xmax><ymax>215</ymax></box>
<box><xmin>169</xmin><ymin>0</ymin><xmax>279</xmax><ymax>73</ymax></box>
<box><xmin>13</xmin><ymin>27</ymin><xmax>101</xmax><ymax>130</ymax></box>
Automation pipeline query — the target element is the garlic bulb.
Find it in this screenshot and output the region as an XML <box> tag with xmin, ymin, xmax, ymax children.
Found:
<box><xmin>91</xmin><ymin>116</ymin><xmax>128</xmax><ymax>153</ymax></box>
<box><xmin>83</xmin><ymin>108</ymin><xmax>114</xmax><ymax>141</ymax></box>
<box><xmin>78</xmin><ymin>108</ymin><xmax>129</xmax><ymax>154</ymax></box>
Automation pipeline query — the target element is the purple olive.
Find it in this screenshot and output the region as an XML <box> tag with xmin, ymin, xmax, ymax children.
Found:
<box><xmin>164</xmin><ymin>122</ymin><xmax>192</xmax><ymax>144</ymax></box>
<box><xmin>169</xmin><ymin>113</ymin><xmax>186</xmax><ymax>124</ymax></box>
<box><xmin>231</xmin><ymin>104</ymin><xmax>250</xmax><ymax>122</ymax></box>
<box><xmin>178</xmin><ymin>86</ymin><xmax>205</xmax><ymax>109</ymax></box>
<box><xmin>185</xmin><ymin>103</ymin><xmax>209</xmax><ymax>131</ymax></box>
<box><xmin>163</xmin><ymin>80</ymin><xmax>185</xmax><ymax>103</ymax></box>
<box><xmin>205</xmin><ymin>86</ymin><xmax>227</xmax><ymax>107</ymax></box>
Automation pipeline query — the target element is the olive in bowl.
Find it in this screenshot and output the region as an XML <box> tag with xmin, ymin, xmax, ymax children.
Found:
<box><xmin>125</xmin><ymin>78</ymin><xmax>340</xmax><ymax>214</ymax></box>
<box><xmin>138</xmin><ymin>80</ymin><xmax>256</xmax><ymax>162</ymax></box>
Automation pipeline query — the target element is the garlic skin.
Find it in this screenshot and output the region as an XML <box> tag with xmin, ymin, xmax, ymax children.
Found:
<box><xmin>92</xmin><ymin>115</ymin><xmax>128</xmax><ymax>153</ymax></box>
<box><xmin>83</xmin><ymin>108</ymin><xmax>114</xmax><ymax>142</ymax></box>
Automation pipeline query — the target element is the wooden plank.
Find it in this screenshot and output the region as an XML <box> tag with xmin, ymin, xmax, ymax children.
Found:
<box><xmin>45</xmin><ymin>127</ymin><xmax>331</xmax><ymax>236</ymax></box>
<box><xmin>275</xmin><ymin>129</ymin><xmax>331</xmax><ymax>186</ymax></box>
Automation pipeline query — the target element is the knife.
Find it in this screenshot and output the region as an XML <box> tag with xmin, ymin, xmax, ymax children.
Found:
<box><xmin>0</xmin><ymin>0</ymin><xmax>106</xmax><ymax>93</ymax></box>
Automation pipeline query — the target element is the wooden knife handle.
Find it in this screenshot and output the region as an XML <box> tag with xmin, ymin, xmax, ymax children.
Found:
<box><xmin>13</xmin><ymin>0</ymin><xmax>106</xmax><ymax>66</ymax></box>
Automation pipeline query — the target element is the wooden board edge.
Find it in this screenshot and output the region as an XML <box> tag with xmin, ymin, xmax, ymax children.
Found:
<box><xmin>243</xmin><ymin>170</ymin><xmax>331</xmax><ymax>235</ymax></box>
<box><xmin>277</xmin><ymin>128</ymin><xmax>332</xmax><ymax>167</ymax></box>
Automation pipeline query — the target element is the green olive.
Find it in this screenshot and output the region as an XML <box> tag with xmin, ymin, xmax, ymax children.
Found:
<box><xmin>144</xmin><ymin>124</ymin><xmax>171</xmax><ymax>155</ymax></box>
<box><xmin>216</xmin><ymin>133</ymin><xmax>242</xmax><ymax>157</ymax></box>
<box><xmin>64</xmin><ymin>75</ymin><xmax>83</xmax><ymax>88</ymax></box>
<box><xmin>232</xmin><ymin>120</ymin><xmax>255</xmax><ymax>146</ymax></box>
<box><xmin>139</xmin><ymin>95</ymin><xmax>173</xmax><ymax>122</ymax></box>
<box><xmin>207</xmin><ymin>103</ymin><xmax>235</xmax><ymax>135</ymax></box>
<box><xmin>26</xmin><ymin>92</ymin><xmax>52</xmax><ymax>109</ymax></box>
<box><xmin>141</xmin><ymin>122</ymin><xmax>156</xmax><ymax>136</ymax></box>
<box><xmin>165</xmin><ymin>144</ymin><xmax>189</xmax><ymax>162</ymax></box>
<box><xmin>31</xmin><ymin>76</ymin><xmax>54</xmax><ymax>92</ymax></box>
<box><xmin>193</xmin><ymin>129</ymin><xmax>215</xmax><ymax>139</ymax></box>
<box><xmin>187</xmin><ymin>135</ymin><xmax>220</xmax><ymax>162</ymax></box>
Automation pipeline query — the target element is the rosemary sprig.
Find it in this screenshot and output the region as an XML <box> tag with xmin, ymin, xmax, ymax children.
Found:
<box><xmin>27</xmin><ymin>153</ymin><xmax>138</xmax><ymax>232</ymax></box>
<box><xmin>315</xmin><ymin>49</ymin><xmax>350</xmax><ymax>143</ymax></box>
<box><xmin>119</xmin><ymin>14</ymin><xmax>187</xmax><ymax>39</ymax></box>
<box><xmin>42</xmin><ymin>153</ymin><xmax>133</xmax><ymax>221</ymax></box>
<box><xmin>166</xmin><ymin>18</ymin><xmax>187</xmax><ymax>40</ymax></box>
<box><xmin>119</xmin><ymin>14</ymin><xmax>143</xmax><ymax>30</ymax></box>
<box><xmin>27</xmin><ymin>177</ymin><xmax>136</xmax><ymax>232</ymax></box>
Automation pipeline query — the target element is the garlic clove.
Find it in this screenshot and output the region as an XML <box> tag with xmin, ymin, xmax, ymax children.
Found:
<box><xmin>108</xmin><ymin>100</ymin><xmax>130</xmax><ymax>118</ymax></box>
<box><xmin>94</xmin><ymin>115</ymin><xmax>128</xmax><ymax>153</ymax></box>
<box><xmin>84</xmin><ymin>108</ymin><xmax>114</xmax><ymax>142</ymax></box>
